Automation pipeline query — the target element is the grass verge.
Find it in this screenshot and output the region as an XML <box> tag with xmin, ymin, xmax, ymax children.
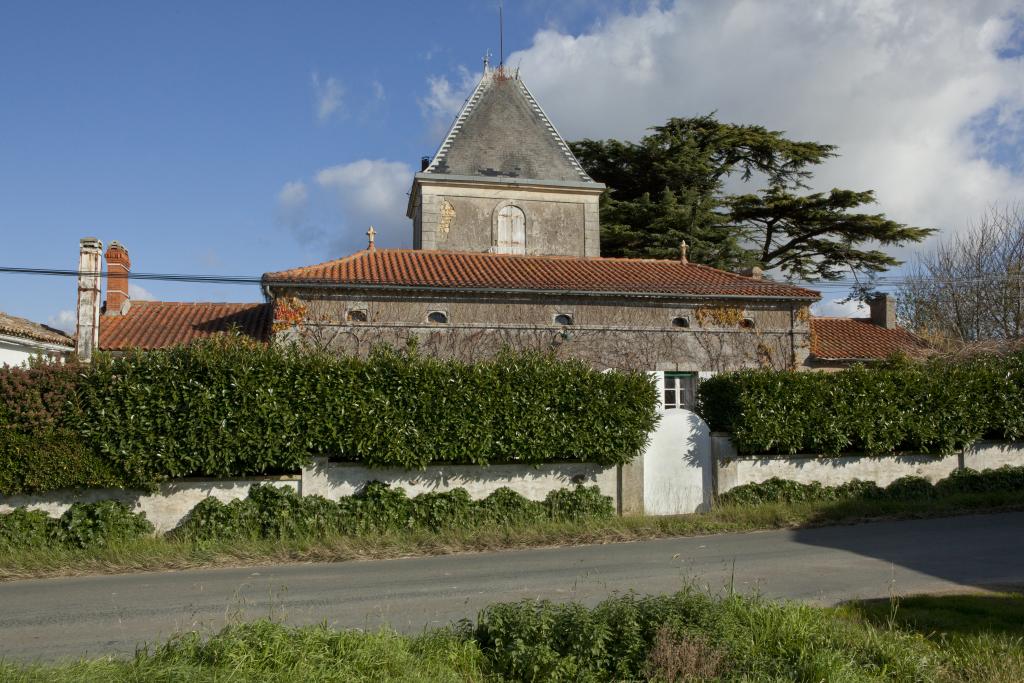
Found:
<box><xmin>2</xmin><ymin>590</ymin><xmax>1022</xmax><ymax>682</ymax></box>
<box><xmin>2</xmin><ymin>489</ymin><xmax>1023</xmax><ymax>582</ymax></box>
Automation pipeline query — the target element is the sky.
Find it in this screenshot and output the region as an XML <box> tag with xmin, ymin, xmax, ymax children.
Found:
<box><xmin>1</xmin><ymin>0</ymin><xmax>1022</xmax><ymax>331</ymax></box>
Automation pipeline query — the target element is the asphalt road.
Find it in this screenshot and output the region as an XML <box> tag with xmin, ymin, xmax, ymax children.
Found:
<box><xmin>2</xmin><ymin>511</ymin><xmax>1023</xmax><ymax>663</ymax></box>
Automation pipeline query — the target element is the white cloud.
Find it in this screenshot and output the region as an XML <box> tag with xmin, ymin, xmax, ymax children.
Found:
<box><xmin>129</xmin><ymin>283</ymin><xmax>155</xmax><ymax>301</ymax></box>
<box><xmin>315</xmin><ymin>160</ymin><xmax>414</xmax><ymax>253</ymax></box>
<box><xmin>311</xmin><ymin>72</ymin><xmax>344</xmax><ymax>122</ymax></box>
<box><xmin>500</xmin><ymin>1</ymin><xmax>1024</xmax><ymax>244</ymax></box>
<box><xmin>47</xmin><ymin>309</ymin><xmax>75</xmax><ymax>334</ymax></box>
<box><xmin>371</xmin><ymin>80</ymin><xmax>385</xmax><ymax>103</ymax></box>
<box><xmin>811</xmin><ymin>297</ymin><xmax>869</xmax><ymax>318</ymax></box>
<box><xmin>419</xmin><ymin>66</ymin><xmax>477</xmax><ymax>139</ymax></box>
<box><xmin>275</xmin><ymin>179</ymin><xmax>323</xmax><ymax>244</ymax></box>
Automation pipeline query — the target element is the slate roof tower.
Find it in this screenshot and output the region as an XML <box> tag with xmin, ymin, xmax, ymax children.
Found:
<box><xmin>407</xmin><ymin>67</ymin><xmax>605</xmax><ymax>257</ymax></box>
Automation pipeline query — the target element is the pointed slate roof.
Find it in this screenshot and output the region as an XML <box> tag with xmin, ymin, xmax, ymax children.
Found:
<box><xmin>424</xmin><ymin>68</ymin><xmax>597</xmax><ymax>184</ymax></box>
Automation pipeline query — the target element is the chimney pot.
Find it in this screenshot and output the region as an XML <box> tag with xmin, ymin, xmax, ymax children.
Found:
<box><xmin>103</xmin><ymin>241</ymin><xmax>131</xmax><ymax>316</ymax></box>
<box><xmin>76</xmin><ymin>237</ymin><xmax>103</xmax><ymax>362</ymax></box>
<box><xmin>679</xmin><ymin>241</ymin><xmax>688</xmax><ymax>264</ymax></box>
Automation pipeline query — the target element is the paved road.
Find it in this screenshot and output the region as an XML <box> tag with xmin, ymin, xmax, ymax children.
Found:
<box><xmin>2</xmin><ymin>512</ymin><xmax>1023</xmax><ymax>662</ymax></box>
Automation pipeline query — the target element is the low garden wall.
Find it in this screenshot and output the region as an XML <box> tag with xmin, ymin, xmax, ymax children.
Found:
<box><xmin>711</xmin><ymin>435</ymin><xmax>1024</xmax><ymax>495</ymax></box>
<box><xmin>0</xmin><ymin>477</ymin><xmax>300</xmax><ymax>532</ymax></box>
<box><xmin>302</xmin><ymin>457</ymin><xmax>618</xmax><ymax>503</ymax></box>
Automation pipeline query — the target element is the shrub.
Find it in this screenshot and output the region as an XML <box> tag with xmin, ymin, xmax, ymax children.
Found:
<box><xmin>698</xmin><ymin>353</ymin><xmax>1022</xmax><ymax>456</ymax></box>
<box><xmin>1</xmin><ymin>336</ymin><xmax>659</xmax><ymax>494</ymax></box>
<box><xmin>177</xmin><ymin>483</ymin><xmax>616</xmax><ymax>542</ymax></box>
<box><xmin>53</xmin><ymin>500</ymin><xmax>154</xmax><ymax>548</ymax></box>
<box><xmin>0</xmin><ymin>508</ymin><xmax>54</xmax><ymax>549</ymax></box>
<box><xmin>0</xmin><ymin>501</ymin><xmax>153</xmax><ymax>549</ymax></box>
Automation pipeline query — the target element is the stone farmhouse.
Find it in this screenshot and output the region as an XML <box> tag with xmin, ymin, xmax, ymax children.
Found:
<box><xmin>75</xmin><ymin>66</ymin><xmax>926</xmax><ymax>399</ymax></box>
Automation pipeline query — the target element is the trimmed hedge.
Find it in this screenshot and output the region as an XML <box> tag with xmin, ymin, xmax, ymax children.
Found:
<box><xmin>698</xmin><ymin>353</ymin><xmax>1024</xmax><ymax>456</ymax></box>
<box><xmin>718</xmin><ymin>465</ymin><xmax>1024</xmax><ymax>506</ymax></box>
<box><xmin>176</xmin><ymin>483</ymin><xmax>614</xmax><ymax>541</ymax></box>
<box><xmin>0</xmin><ymin>335</ymin><xmax>658</xmax><ymax>494</ymax></box>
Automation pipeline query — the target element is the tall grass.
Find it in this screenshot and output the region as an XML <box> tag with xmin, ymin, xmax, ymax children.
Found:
<box><xmin>3</xmin><ymin>590</ymin><xmax>1022</xmax><ymax>682</ymax></box>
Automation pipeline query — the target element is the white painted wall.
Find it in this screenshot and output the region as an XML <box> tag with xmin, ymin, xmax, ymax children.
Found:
<box><xmin>0</xmin><ymin>478</ymin><xmax>300</xmax><ymax>532</ymax></box>
<box><xmin>713</xmin><ymin>436</ymin><xmax>1024</xmax><ymax>494</ymax></box>
<box><xmin>643</xmin><ymin>409</ymin><xmax>712</xmax><ymax>514</ymax></box>
<box><xmin>0</xmin><ymin>337</ymin><xmax>72</xmax><ymax>368</ymax></box>
<box><xmin>302</xmin><ymin>458</ymin><xmax>617</xmax><ymax>502</ymax></box>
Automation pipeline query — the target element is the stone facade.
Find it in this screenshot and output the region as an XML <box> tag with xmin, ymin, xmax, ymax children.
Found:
<box><xmin>410</xmin><ymin>177</ymin><xmax>602</xmax><ymax>257</ymax></box>
<box><xmin>272</xmin><ymin>288</ymin><xmax>813</xmax><ymax>371</ymax></box>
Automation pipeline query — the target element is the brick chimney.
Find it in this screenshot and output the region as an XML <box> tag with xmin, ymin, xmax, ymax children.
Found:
<box><xmin>76</xmin><ymin>237</ymin><xmax>103</xmax><ymax>362</ymax></box>
<box><xmin>104</xmin><ymin>241</ymin><xmax>131</xmax><ymax>316</ymax></box>
<box><xmin>869</xmin><ymin>293</ymin><xmax>896</xmax><ymax>329</ymax></box>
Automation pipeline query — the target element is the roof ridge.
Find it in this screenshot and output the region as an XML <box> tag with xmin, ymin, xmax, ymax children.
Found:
<box><xmin>423</xmin><ymin>73</ymin><xmax>491</xmax><ymax>174</ymax></box>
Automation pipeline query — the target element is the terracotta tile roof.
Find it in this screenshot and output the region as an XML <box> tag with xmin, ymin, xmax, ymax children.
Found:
<box><xmin>263</xmin><ymin>249</ymin><xmax>821</xmax><ymax>300</ymax></box>
<box><xmin>99</xmin><ymin>301</ymin><xmax>271</xmax><ymax>350</ymax></box>
<box><xmin>0</xmin><ymin>311</ymin><xmax>73</xmax><ymax>347</ymax></box>
<box><xmin>810</xmin><ymin>317</ymin><xmax>930</xmax><ymax>361</ymax></box>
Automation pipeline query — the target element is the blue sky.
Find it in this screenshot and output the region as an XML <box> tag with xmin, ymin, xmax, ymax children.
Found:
<box><xmin>2</xmin><ymin>1</ymin><xmax>1022</xmax><ymax>328</ymax></box>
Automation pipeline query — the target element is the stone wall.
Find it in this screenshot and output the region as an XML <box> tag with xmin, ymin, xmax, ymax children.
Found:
<box><xmin>274</xmin><ymin>289</ymin><xmax>812</xmax><ymax>371</ymax></box>
<box><xmin>0</xmin><ymin>477</ymin><xmax>301</xmax><ymax>532</ymax></box>
<box><xmin>711</xmin><ymin>434</ymin><xmax>1024</xmax><ymax>494</ymax></box>
<box><xmin>302</xmin><ymin>457</ymin><xmax>619</xmax><ymax>506</ymax></box>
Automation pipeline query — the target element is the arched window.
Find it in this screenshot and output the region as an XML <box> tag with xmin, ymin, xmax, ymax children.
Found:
<box><xmin>427</xmin><ymin>310</ymin><xmax>449</xmax><ymax>324</ymax></box>
<box><xmin>495</xmin><ymin>205</ymin><xmax>526</xmax><ymax>254</ymax></box>
<box><xmin>671</xmin><ymin>316</ymin><xmax>690</xmax><ymax>328</ymax></box>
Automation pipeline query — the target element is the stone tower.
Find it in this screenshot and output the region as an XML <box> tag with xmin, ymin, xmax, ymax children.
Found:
<box><xmin>407</xmin><ymin>67</ymin><xmax>605</xmax><ymax>257</ymax></box>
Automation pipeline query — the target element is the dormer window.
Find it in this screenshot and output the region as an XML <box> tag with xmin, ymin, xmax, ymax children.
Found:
<box><xmin>554</xmin><ymin>313</ymin><xmax>574</xmax><ymax>326</ymax></box>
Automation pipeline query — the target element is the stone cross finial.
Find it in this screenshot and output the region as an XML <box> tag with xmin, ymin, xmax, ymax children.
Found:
<box><xmin>679</xmin><ymin>240</ymin><xmax>688</xmax><ymax>264</ymax></box>
<box><xmin>367</xmin><ymin>225</ymin><xmax>376</xmax><ymax>251</ymax></box>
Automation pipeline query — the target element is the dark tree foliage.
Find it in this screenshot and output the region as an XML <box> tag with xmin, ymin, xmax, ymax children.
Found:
<box><xmin>570</xmin><ymin>114</ymin><xmax>933</xmax><ymax>280</ymax></box>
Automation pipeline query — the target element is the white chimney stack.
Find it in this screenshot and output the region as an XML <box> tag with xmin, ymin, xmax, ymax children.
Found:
<box><xmin>76</xmin><ymin>237</ymin><xmax>103</xmax><ymax>362</ymax></box>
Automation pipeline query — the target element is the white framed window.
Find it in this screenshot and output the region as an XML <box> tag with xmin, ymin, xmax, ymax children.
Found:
<box><xmin>427</xmin><ymin>310</ymin><xmax>449</xmax><ymax>324</ymax></box>
<box><xmin>663</xmin><ymin>372</ymin><xmax>697</xmax><ymax>410</ymax></box>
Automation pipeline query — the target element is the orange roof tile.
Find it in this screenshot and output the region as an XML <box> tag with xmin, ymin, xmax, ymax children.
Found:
<box><xmin>99</xmin><ymin>301</ymin><xmax>271</xmax><ymax>351</ymax></box>
<box><xmin>810</xmin><ymin>317</ymin><xmax>930</xmax><ymax>361</ymax></box>
<box><xmin>263</xmin><ymin>249</ymin><xmax>821</xmax><ymax>300</ymax></box>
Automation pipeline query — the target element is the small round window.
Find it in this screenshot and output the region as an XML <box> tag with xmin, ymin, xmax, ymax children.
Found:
<box><xmin>671</xmin><ymin>316</ymin><xmax>690</xmax><ymax>328</ymax></box>
<box><xmin>347</xmin><ymin>309</ymin><xmax>368</xmax><ymax>323</ymax></box>
<box><xmin>740</xmin><ymin>317</ymin><xmax>755</xmax><ymax>329</ymax></box>
<box><xmin>427</xmin><ymin>311</ymin><xmax>449</xmax><ymax>324</ymax></box>
<box><xmin>554</xmin><ymin>313</ymin><xmax>574</xmax><ymax>326</ymax></box>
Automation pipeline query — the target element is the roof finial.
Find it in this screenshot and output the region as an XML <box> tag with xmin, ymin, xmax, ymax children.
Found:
<box><xmin>482</xmin><ymin>49</ymin><xmax>491</xmax><ymax>73</ymax></box>
<box><xmin>367</xmin><ymin>225</ymin><xmax>377</xmax><ymax>252</ymax></box>
<box><xmin>679</xmin><ymin>240</ymin><xmax>688</xmax><ymax>264</ymax></box>
<box><xmin>499</xmin><ymin>1</ymin><xmax>504</xmax><ymax>68</ymax></box>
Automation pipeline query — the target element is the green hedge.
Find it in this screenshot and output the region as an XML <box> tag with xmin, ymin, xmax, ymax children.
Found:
<box><xmin>176</xmin><ymin>483</ymin><xmax>614</xmax><ymax>541</ymax></box>
<box><xmin>718</xmin><ymin>465</ymin><xmax>1024</xmax><ymax>506</ymax></box>
<box><xmin>698</xmin><ymin>353</ymin><xmax>1024</xmax><ymax>456</ymax></box>
<box><xmin>0</xmin><ymin>336</ymin><xmax>658</xmax><ymax>494</ymax></box>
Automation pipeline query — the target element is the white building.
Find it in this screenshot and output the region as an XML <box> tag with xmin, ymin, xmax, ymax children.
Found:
<box><xmin>0</xmin><ymin>311</ymin><xmax>74</xmax><ymax>367</ymax></box>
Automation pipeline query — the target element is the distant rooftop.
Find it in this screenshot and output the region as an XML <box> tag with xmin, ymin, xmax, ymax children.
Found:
<box><xmin>422</xmin><ymin>68</ymin><xmax>599</xmax><ymax>185</ymax></box>
<box><xmin>0</xmin><ymin>311</ymin><xmax>73</xmax><ymax>347</ymax></box>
